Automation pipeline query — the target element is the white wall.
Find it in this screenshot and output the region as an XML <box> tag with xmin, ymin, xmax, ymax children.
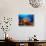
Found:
<box><xmin>0</xmin><ymin>0</ymin><xmax>46</xmax><ymax>40</ymax></box>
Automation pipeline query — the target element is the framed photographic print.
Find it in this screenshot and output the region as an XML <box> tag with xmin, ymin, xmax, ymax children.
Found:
<box><xmin>18</xmin><ymin>14</ymin><xmax>34</xmax><ymax>26</ymax></box>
